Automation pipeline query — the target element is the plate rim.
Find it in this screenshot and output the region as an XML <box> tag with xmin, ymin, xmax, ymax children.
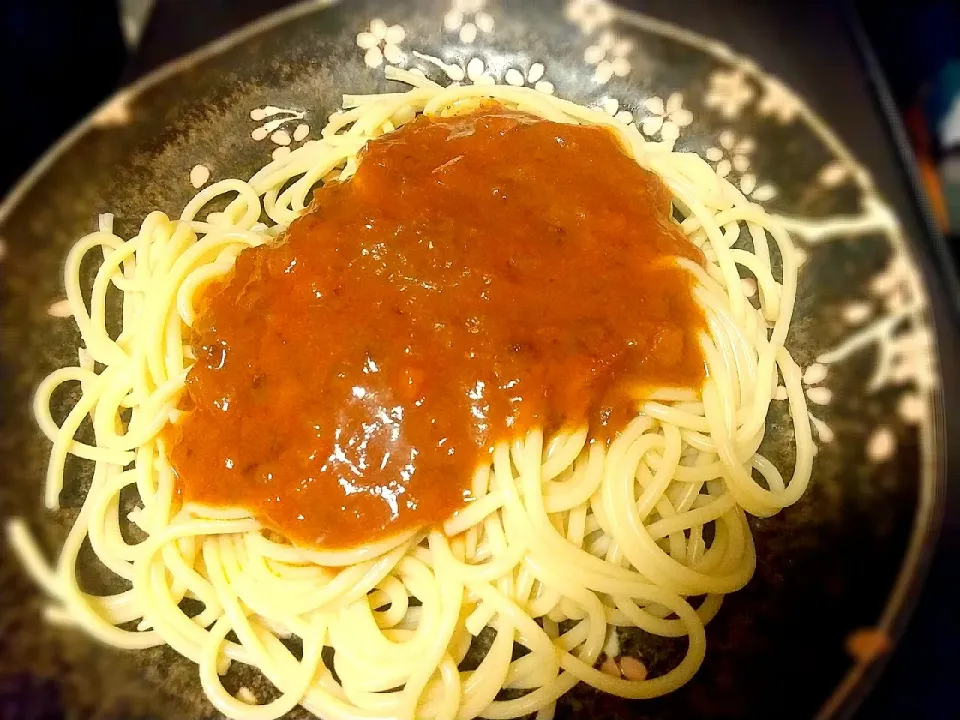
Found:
<box><xmin>0</xmin><ymin>1</ymin><xmax>952</xmax><ymax>718</ymax></box>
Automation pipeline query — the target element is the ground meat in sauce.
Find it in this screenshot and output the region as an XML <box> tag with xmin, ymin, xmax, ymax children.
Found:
<box><xmin>166</xmin><ymin>106</ymin><xmax>706</xmax><ymax>550</ymax></box>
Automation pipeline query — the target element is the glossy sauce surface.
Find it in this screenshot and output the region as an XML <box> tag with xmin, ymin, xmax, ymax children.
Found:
<box><xmin>168</xmin><ymin>107</ymin><xmax>706</xmax><ymax>549</ymax></box>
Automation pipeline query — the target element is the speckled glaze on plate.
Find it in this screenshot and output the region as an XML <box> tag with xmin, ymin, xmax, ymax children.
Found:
<box><xmin>0</xmin><ymin>1</ymin><xmax>948</xmax><ymax>718</ymax></box>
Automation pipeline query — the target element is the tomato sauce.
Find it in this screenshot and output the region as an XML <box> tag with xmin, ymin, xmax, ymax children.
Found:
<box><xmin>167</xmin><ymin>107</ymin><xmax>706</xmax><ymax>549</ymax></box>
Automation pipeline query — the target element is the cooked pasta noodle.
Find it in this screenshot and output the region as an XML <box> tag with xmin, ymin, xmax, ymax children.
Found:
<box><xmin>10</xmin><ymin>70</ymin><xmax>812</xmax><ymax>720</ymax></box>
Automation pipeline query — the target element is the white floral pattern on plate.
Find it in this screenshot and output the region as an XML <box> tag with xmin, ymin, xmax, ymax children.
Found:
<box><xmin>704</xmin><ymin>130</ymin><xmax>777</xmax><ymax>201</ymax></box>
<box><xmin>639</xmin><ymin>93</ymin><xmax>693</xmax><ymax>142</ymax></box>
<box><xmin>356</xmin><ymin>18</ymin><xmax>406</xmax><ymax>68</ymax></box>
<box><xmin>443</xmin><ymin>0</ymin><xmax>495</xmax><ymax>44</ymax></box>
<box><xmin>503</xmin><ymin>63</ymin><xmax>553</xmax><ymax>94</ymax></box>
<box><xmin>591</xmin><ymin>94</ymin><xmax>692</xmax><ymax>145</ymax></box>
<box><xmin>249</xmin><ymin>106</ymin><xmax>311</xmax><ymax>160</ymax></box>
<box><xmin>780</xmin><ymin>194</ymin><xmax>932</xmax><ymax>461</ymax></box>
<box><xmin>583</xmin><ymin>31</ymin><xmax>633</xmax><ymax>84</ymax></box>
<box><xmin>593</xmin><ymin>97</ymin><xmax>635</xmax><ymax>126</ymax></box>
<box><xmin>758</xmin><ymin>77</ymin><xmax>802</xmax><ymax>124</ymax></box>
<box><xmin>565</xmin><ymin>0</ymin><xmax>615</xmax><ymax>35</ymax></box>
<box><xmin>704</xmin><ymin>67</ymin><xmax>755</xmax><ymax>120</ymax></box>
<box><xmin>774</xmin><ymin>363</ymin><xmax>833</xmax><ymax>449</ymax></box>
<box><xmin>819</xmin><ymin>160</ymin><xmax>853</xmax><ymax>188</ymax></box>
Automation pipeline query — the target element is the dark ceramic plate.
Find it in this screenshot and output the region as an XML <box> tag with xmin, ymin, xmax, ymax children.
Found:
<box><xmin>0</xmin><ymin>1</ymin><xmax>949</xmax><ymax>719</ymax></box>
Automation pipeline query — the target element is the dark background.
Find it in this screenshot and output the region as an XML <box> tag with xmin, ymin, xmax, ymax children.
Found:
<box><xmin>1</xmin><ymin>0</ymin><xmax>957</xmax><ymax>717</ymax></box>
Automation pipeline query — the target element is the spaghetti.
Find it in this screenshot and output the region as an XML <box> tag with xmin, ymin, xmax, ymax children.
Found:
<box><xmin>10</xmin><ymin>71</ymin><xmax>813</xmax><ymax>720</ymax></box>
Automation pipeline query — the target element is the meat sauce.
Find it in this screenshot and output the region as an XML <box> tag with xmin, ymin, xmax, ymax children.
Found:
<box><xmin>167</xmin><ymin>107</ymin><xmax>706</xmax><ymax>549</ymax></box>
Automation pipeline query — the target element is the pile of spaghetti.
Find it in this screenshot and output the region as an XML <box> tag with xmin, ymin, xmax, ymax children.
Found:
<box><xmin>11</xmin><ymin>71</ymin><xmax>812</xmax><ymax>720</ymax></box>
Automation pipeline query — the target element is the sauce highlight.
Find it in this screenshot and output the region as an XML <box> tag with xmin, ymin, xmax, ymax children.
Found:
<box><xmin>168</xmin><ymin>107</ymin><xmax>706</xmax><ymax>549</ymax></box>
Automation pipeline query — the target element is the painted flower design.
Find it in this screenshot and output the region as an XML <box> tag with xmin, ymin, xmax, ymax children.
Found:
<box><xmin>189</xmin><ymin>164</ymin><xmax>211</xmax><ymax>189</ymax></box>
<box><xmin>819</xmin><ymin>160</ymin><xmax>852</xmax><ymax>188</ymax></box>
<box><xmin>356</xmin><ymin>18</ymin><xmax>406</xmax><ymax>68</ymax></box>
<box><xmin>249</xmin><ymin>106</ymin><xmax>310</xmax><ymax>161</ymax></box>
<box><xmin>444</xmin><ymin>0</ymin><xmax>494</xmax><ymax>44</ymax></box>
<box><xmin>584</xmin><ymin>31</ymin><xmax>632</xmax><ymax>84</ymax></box>
<box><xmin>866</xmin><ymin>327</ymin><xmax>934</xmax><ymax>463</ymax></box>
<box><xmin>758</xmin><ymin>77</ymin><xmax>802</xmax><ymax>124</ymax></box>
<box><xmin>464</xmin><ymin>57</ymin><xmax>497</xmax><ymax>86</ymax></box>
<box><xmin>595</xmin><ymin>97</ymin><xmax>635</xmax><ymax>125</ymax></box>
<box><xmin>801</xmin><ymin>363</ymin><xmax>833</xmax><ymax>408</ymax></box>
<box><xmin>705</xmin><ymin>130</ymin><xmax>777</xmax><ymax>202</ymax></box>
<box><xmin>706</xmin><ymin>130</ymin><xmax>752</xmax><ymax>178</ymax></box>
<box><xmin>47</xmin><ymin>298</ymin><xmax>72</xmax><ymax>318</ymax></box>
<box><xmin>639</xmin><ymin>93</ymin><xmax>693</xmax><ymax>142</ymax></box>
<box><xmin>856</xmin><ymin>317</ymin><xmax>931</xmax><ymax>462</ymax></box>
<box><xmin>809</xmin><ymin>254</ymin><xmax>932</xmax><ymax>463</ymax></box>
<box><xmin>820</xmin><ymin>255</ymin><xmax>934</xmax><ymax>392</ymax></box>
<box><xmin>503</xmin><ymin>63</ymin><xmax>555</xmax><ymax>94</ymax></box>
<box><xmin>864</xmin><ymin>258</ymin><xmax>935</xmax><ymax>392</ymax></box>
<box><xmin>565</xmin><ymin>0</ymin><xmax>614</xmax><ymax>35</ymax></box>
<box><xmin>455</xmin><ymin>58</ymin><xmax>555</xmax><ymax>94</ymax></box>
<box><xmin>409</xmin><ymin>51</ymin><xmax>466</xmax><ymax>82</ymax></box>
<box><xmin>704</xmin><ymin>67</ymin><xmax>755</xmax><ymax>120</ymax></box>
<box><xmin>773</xmin><ymin>362</ymin><xmax>833</xmax><ymax>447</ymax></box>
